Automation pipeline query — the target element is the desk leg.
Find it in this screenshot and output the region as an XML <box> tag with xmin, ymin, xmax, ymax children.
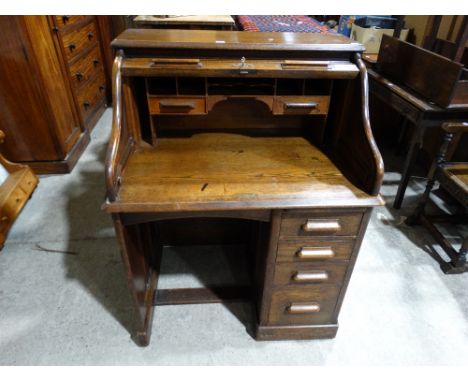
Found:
<box><xmin>393</xmin><ymin>120</ymin><xmax>426</xmax><ymax>209</ymax></box>
<box><xmin>113</xmin><ymin>214</ymin><xmax>162</xmax><ymax>346</ymax></box>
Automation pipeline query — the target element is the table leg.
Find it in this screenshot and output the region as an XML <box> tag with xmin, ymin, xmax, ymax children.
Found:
<box><xmin>113</xmin><ymin>214</ymin><xmax>162</xmax><ymax>346</ymax></box>
<box><xmin>395</xmin><ymin>117</ymin><xmax>409</xmax><ymax>155</ymax></box>
<box><xmin>393</xmin><ymin>120</ymin><xmax>426</xmax><ymax>209</ymax></box>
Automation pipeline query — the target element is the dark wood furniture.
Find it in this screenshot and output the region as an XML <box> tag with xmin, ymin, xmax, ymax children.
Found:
<box><xmin>423</xmin><ymin>16</ymin><xmax>468</xmax><ymax>64</ymax></box>
<box><xmin>0</xmin><ymin>16</ymin><xmax>109</xmax><ymax>174</ymax></box>
<box><xmin>369</xmin><ymin>35</ymin><xmax>468</xmax><ymax>209</ymax></box>
<box><xmin>406</xmin><ymin>122</ymin><xmax>468</xmax><ymax>274</ymax></box>
<box><xmin>104</xmin><ymin>29</ymin><xmax>384</xmax><ymax>346</ymax></box>
<box><xmin>0</xmin><ymin>131</ymin><xmax>38</xmax><ymax>249</ymax></box>
<box><xmin>133</xmin><ymin>15</ymin><xmax>236</xmax><ymax>31</ymax></box>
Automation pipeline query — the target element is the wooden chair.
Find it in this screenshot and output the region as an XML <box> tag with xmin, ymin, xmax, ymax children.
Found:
<box><xmin>406</xmin><ymin>122</ymin><xmax>468</xmax><ymax>274</ymax></box>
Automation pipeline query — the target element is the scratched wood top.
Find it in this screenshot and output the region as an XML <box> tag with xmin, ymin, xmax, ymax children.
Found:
<box><xmin>104</xmin><ymin>133</ymin><xmax>381</xmax><ymax>212</ymax></box>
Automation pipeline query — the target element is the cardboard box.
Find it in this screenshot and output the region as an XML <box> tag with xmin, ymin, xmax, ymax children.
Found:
<box><xmin>351</xmin><ymin>17</ymin><xmax>409</xmax><ymax>54</ymax></box>
<box><xmin>337</xmin><ymin>15</ymin><xmax>366</xmax><ymax>37</ymax></box>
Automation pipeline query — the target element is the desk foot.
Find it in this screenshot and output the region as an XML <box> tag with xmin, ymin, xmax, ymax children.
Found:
<box><xmin>255</xmin><ymin>323</ymin><xmax>338</xmax><ymax>341</ymax></box>
<box><xmin>440</xmin><ymin>261</ymin><xmax>468</xmax><ymax>274</ymax></box>
<box><xmin>134</xmin><ymin>331</ymin><xmax>151</xmax><ymax>347</ymax></box>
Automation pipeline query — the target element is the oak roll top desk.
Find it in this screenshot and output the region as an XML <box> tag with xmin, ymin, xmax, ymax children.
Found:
<box><xmin>103</xmin><ymin>29</ymin><xmax>384</xmax><ymax>346</ymax></box>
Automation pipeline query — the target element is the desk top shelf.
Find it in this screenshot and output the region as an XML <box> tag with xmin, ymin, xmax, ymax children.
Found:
<box><xmin>103</xmin><ymin>133</ymin><xmax>381</xmax><ymax>213</ymax></box>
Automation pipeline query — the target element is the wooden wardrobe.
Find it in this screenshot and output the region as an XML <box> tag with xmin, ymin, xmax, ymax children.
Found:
<box><xmin>0</xmin><ymin>16</ymin><xmax>111</xmax><ymax>174</ymax></box>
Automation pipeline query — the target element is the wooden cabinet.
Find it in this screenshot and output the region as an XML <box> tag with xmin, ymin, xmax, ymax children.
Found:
<box><xmin>0</xmin><ymin>16</ymin><xmax>109</xmax><ymax>174</ymax></box>
<box><xmin>51</xmin><ymin>16</ymin><xmax>108</xmax><ymax>131</ymax></box>
<box><xmin>104</xmin><ymin>29</ymin><xmax>384</xmax><ymax>346</ymax></box>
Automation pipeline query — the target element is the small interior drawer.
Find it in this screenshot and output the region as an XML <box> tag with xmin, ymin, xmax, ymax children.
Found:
<box><xmin>148</xmin><ymin>96</ymin><xmax>206</xmax><ymax>115</ymax></box>
<box><xmin>276</xmin><ymin>237</ymin><xmax>355</xmax><ymax>262</ymax></box>
<box><xmin>61</xmin><ymin>21</ymin><xmax>98</xmax><ymax>62</ymax></box>
<box><xmin>273</xmin><ymin>96</ymin><xmax>330</xmax><ymax>115</ymax></box>
<box><xmin>280</xmin><ymin>210</ymin><xmax>363</xmax><ymax>238</ymax></box>
<box><xmin>273</xmin><ymin>262</ymin><xmax>348</xmax><ymax>287</ymax></box>
<box><xmin>69</xmin><ymin>45</ymin><xmax>103</xmax><ymax>89</ymax></box>
<box><xmin>268</xmin><ymin>285</ymin><xmax>340</xmax><ymax>325</ymax></box>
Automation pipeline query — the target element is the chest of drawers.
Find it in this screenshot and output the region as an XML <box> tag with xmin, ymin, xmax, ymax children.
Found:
<box><xmin>103</xmin><ymin>29</ymin><xmax>384</xmax><ymax>346</ymax></box>
<box><xmin>0</xmin><ymin>16</ymin><xmax>111</xmax><ymax>174</ymax></box>
<box><xmin>51</xmin><ymin>16</ymin><xmax>108</xmax><ymax>132</ymax></box>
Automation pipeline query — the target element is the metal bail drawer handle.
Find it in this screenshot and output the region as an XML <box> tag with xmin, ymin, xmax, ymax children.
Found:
<box><xmin>302</xmin><ymin>219</ymin><xmax>341</xmax><ymax>233</ymax></box>
<box><xmin>286</xmin><ymin>303</ymin><xmax>321</xmax><ymax>314</ymax></box>
<box><xmin>159</xmin><ymin>101</ymin><xmax>195</xmax><ymax>110</ymax></box>
<box><xmin>296</xmin><ymin>247</ymin><xmax>335</xmax><ymax>259</ymax></box>
<box><xmin>292</xmin><ymin>271</ymin><xmax>329</xmax><ymax>282</ymax></box>
<box><xmin>284</xmin><ymin>102</ymin><xmax>318</xmax><ymax>109</ymax></box>
<box><xmin>151</xmin><ymin>58</ymin><xmax>202</xmax><ymax>67</ymax></box>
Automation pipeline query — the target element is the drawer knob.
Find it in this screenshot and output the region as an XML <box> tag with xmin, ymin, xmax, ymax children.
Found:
<box><xmin>286</xmin><ymin>303</ymin><xmax>320</xmax><ymax>314</ymax></box>
<box><xmin>297</xmin><ymin>247</ymin><xmax>335</xmax><ymax>259</ymax></box>
<box><xmin>292</xmin><ymin>271</ymin><xmax>329</xmax><ymax>282</ymax></box>
<box><xmin>62</xmin><ymin>16</ymin><xmax>69</xmax><ymax>24</ymax></box>
<box><xmin>87</xmin><ymin>32</ymin><xmax>94</xmax><ymax>40</ymax></box>
<box><xmin>68</xmin><ymin>43</ymin><xmax>76</xmax><ymax>52</ymax></box>
<box><xmin>99</xmin><ymin>85</ymin><xmax>105</xmax><ymax>92</ymax></box>
<box><xmin>83</xmin><ymin>101</ymin><xmax>91</xmax><ymax>109</ymax></box>
<box><xmin>93</xmin><ymin>59</ymin><xmax>100</xmax><ymax>67</ymax></box>
<box><xmin>302</xmin><ymin>219</ymin><xmax>341</xmax><ymax>233</ymax></box>
<box><xmin>75</xmin><ymin>72</ymin><xmax>83</xmax><ymax>81</ymax></box>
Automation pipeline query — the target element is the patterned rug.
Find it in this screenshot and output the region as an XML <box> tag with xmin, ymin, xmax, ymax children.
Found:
<box><xmin>237</xmin><ymin>15</ymin><xmax>334</xmax><ymax>33</ymax></box>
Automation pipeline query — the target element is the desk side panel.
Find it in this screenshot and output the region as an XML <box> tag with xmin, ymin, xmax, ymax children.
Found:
<box><xmin>327</xmin><ymin>54</ymin><xmax>384</xmax><ymax>196</ymax></box>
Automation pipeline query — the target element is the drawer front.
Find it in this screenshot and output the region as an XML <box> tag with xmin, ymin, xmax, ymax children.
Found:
<box><xmin>2</xmin><ymin>185</ymin><xmax>28</xmax><ymax>217</ymax></box>
<box><xmin>273</xmin><ymin>262</ymin><xmax>348</xmax><ymax>287</ymax></box>
<box><xmin>268</xmin><ymin>285</ymin><xmax>340</xmax><ymax>325</ymax></box>
<box><xmin>69</xmin><ymin>45</ymin><xmax>104</xmax><ymax>89</ymax></box>
<box><xmin>61</xmin><ymin>21</ymin><xmax>98</xmax><ymax>62</ymax></box>
<box><xmin>76</xmin><ymin>72</ymin><xmax>106</xmax><ymax>121</ymax></box>
<box><xmin>148</xmin><ymin>96</ymin><xmax>206</xmax><ymax>115</ymax></box>
<box><xmin>273</xmin><ymin>96</ymin><xmax>330</xmax><ymax>115</ymax></box>
<box><xmin>276</xmin><ymin>238</ymin><xmax>355</xmax><ymax>262</ymax></box>
<box><xmin>280</xmin><ymin>211</ymin><xmax>363</xmax><ymax>238</ymax></box>
<box><xmin>54</xmin><ymin>15</ymin><xmax>91</xmax><ymax>30</ymax></box>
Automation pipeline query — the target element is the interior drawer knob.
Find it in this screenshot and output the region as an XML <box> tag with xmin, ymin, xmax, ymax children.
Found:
<box><xmin>68</xmin><ymin>43</ymin><xmax>76</xmax><ymax>51</ymax></box>
<box><xmin>292</xmin><ymin>271</ymin><xmax>329</xmax><ymax>282</ymax></box>
<box><xmin>296</xmin><ymin>247</ymin><xmax>335</xmax><ymax>259</ymax></box>
<box><xmin>75</xmin><ymin>72</ymin><xmax>83</xmax><ymax>81</ymax></box>
<box><xmin>286</xmin><ymin>303</ymin><xmax>321</xmax><ymax>314</ymax></box>
<box><xmin>302</xmin><ymin>219</ymin><xmax>341</xmax><ymax>233</ymax></box>
<box><xmin>62</xmin><ymin>16</ymin><xmax>69</xmax><ymax>24</ymax></box>
<box><xmin>93</xmin><ymin>59</ymin><xmax>100</xmax><ymax>66</ymax></box>
<box><xmin>87</xmin><ymin>32</ymin><xmax>94</xmax><ymax>40</ymax></box>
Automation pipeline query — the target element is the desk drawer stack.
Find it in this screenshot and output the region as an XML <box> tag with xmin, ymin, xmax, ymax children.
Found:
<box><xmin>257</xmin><ymin>209</ymin><xmax>370</xmax><ymax>339</ymax></box>
<box><xmin>51</xmin><ymin>16</ymin><xmax>108</xmax><ymax>131</ymax></box>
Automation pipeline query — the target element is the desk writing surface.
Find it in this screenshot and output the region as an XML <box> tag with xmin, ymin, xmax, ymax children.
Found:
<box><xmin>106</xmin><ymin>133</ymin><xmax>380</xmax><ymax>213</ymax></box>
